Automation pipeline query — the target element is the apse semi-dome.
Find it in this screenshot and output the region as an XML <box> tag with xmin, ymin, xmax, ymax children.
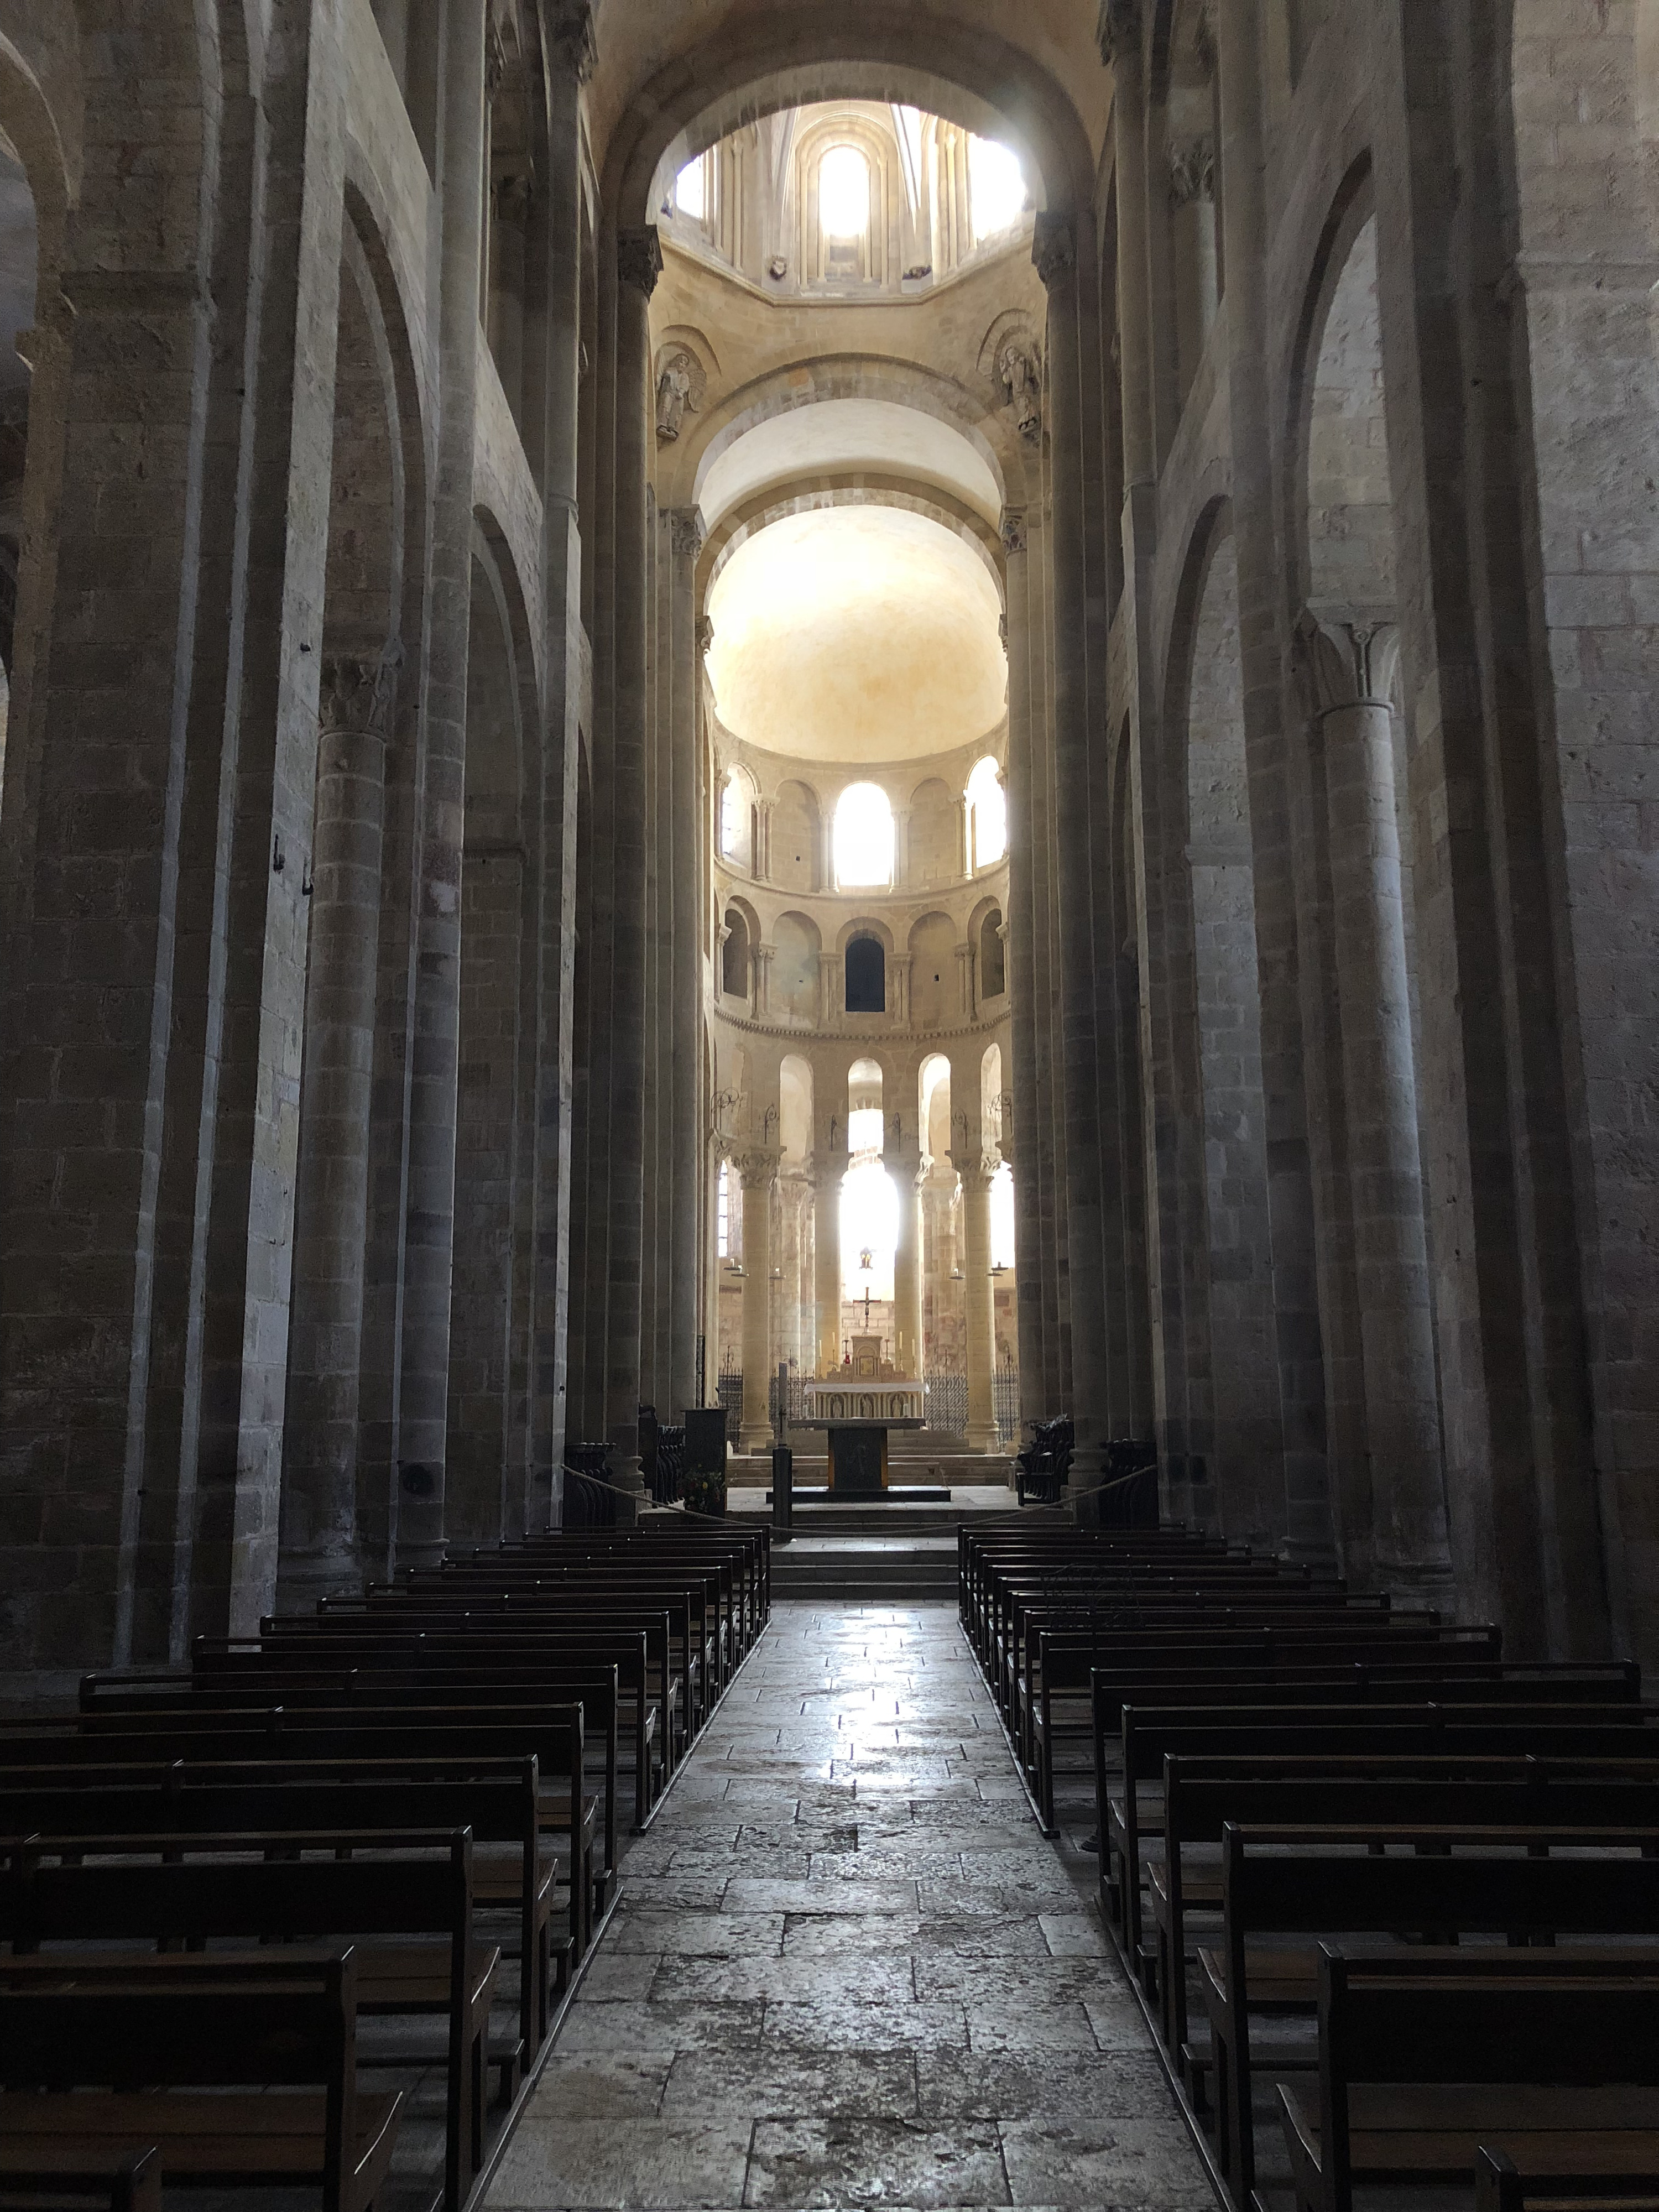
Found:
<box><xmin>706</xmin><ymin>505</ymin><xmax>1006</xmax><ymax>763</ymax></box>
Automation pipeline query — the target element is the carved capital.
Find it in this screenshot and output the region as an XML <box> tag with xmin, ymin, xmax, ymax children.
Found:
<box><xmin>696</xmin><ymin>614</ymin><xmax>715</xmax><ymax>655</ymax></box>
<box><xmin>1032</xmin><ymin>211</ymin><xmax>1076</xmax><ymax>291</ymax></box>
<box><xmin>1096</xmin><ymin>0</ymin><xmax>1142</xmax><ymax>67</ymax></box>
<box><xmin>319</xmin><ymin>638</ymin><xmax>404</xmax><ymax>738</ymax></box>
<box><xmin>493</xmin><ymin>172</ymin><xmax>534</xmax><ymax>228</ymax></box>
<box><xmin>548</xmin><ymin>0</ymin><xmax>597</xmax><ymax>81</ymax></box>
<box><xmin>484</xmin><ymin>22</ymin><xmax>509</xmax><ymax>105</ymax></box>
<box><xmin>618</xmin><ymin>226</ymin><xmax>663</xmax><ymax>299</ymax></box>
<box><xmin>1292</xmin><ymin>609</ymin><xmax>1401</xmax><ymax>717</ymax></box>
<box><xmin>950</xmin><ymin>1149</ymin><xmax>1001</xmax><ymax>1191</ymax></box>
<box><xmin>1167</xmin><ymin>137</ymin><xmax>1215</xmax><ymax>210</ymax></box>
<box><xmin>1000</xmin><ymin>508</ymin><xmax>1029</xmax><ymax>557</ymax></box>
<box><xmin>670</xmin><ymin>507</ymin><xmax>704</xmax><ymax>560</ymax></box>
<box><xmin>733</xmin><ymin>1147</ymin><xmax>780</xmax><ymax>1192</ymax></box>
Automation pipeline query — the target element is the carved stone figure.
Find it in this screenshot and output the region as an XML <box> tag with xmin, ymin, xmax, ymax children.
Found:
<box><xmin>998</xmin><ymin>340</ymin><xmax>1042</xmax><ymax>444</ymax></box>
<box><xmin>656</xmin><ymin>352</ymin><xmax>695</xmax><ymax>442</ymax></box>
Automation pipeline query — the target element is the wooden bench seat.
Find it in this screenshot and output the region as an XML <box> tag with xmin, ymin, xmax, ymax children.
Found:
<box><xmin>0</xmin><ymin>2148</ymin><xmax>161</xmax><ymax>2212</ymax></box>
<box><xmin>1477</xmin><ymin>2145</ymin><xmax>1659</xmax><ymax>2212</ymax></box>
<box><xmin>1277</xmin><ymin>1948</ymin><xmax>1659</xmax><ymax>2212</ymax></box>
<box><xmin>0</xmin><ymin>1950</ymin><xmax>401</xmax><ymax>2212</ymax></box>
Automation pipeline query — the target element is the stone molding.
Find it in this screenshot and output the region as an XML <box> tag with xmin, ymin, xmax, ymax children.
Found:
<box><xmin>618</xmin><ymin>226</ymin><xmax>663</xmax><ymax>299</ymax></box>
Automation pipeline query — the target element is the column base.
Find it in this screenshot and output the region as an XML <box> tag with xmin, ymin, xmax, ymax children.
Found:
<box><xmin>738</xmin><ymin>1422</ymin><xmax>775</xmax><ymax>1457</ymax></box>
<box><xmin>964</xmin><ymin>1420</ymin><xmax>1002</xmax><ymax>1454</ymax></box>
<box><xmin>275</xmin><ymin>1542</ymin><xmax>361</xmax><ymax>1616</ymax></box>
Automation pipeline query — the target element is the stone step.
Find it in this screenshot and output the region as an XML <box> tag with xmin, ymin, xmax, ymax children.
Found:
<box><xmin>770</xmin><ymin>1538</ymin><xmax>961</xmax><ymax>1599</ymax></box>
<box><xmin>729</xmin><ymin>1452</ymin><xmax>1014</xmax><ymax>1490</ymax></box>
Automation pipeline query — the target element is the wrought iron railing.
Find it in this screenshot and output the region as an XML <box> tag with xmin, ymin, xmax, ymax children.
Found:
<box><xmin>922</xmin><ymin>1371</ymin><xmax>967</xmax><ymax>1435</ymax></box>
<box><xmin>993</xmin><ymin>1365</ymin><xmax>1020</xmax><ymax>1446</ymax></box>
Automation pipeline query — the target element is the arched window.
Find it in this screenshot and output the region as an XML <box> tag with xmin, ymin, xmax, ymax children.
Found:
<box><xmin>967</xmin><ymin>755</ymin><xmax>1006</xmax><ymax>870</ymax></box>
<box><xmin>676</xmin><ymin>153</ymin><xmax>710</xmax><ymax>225</ymax></box>
<box><xmin>717</xmin><ymin>1160</ymin><xmax>731</xmax><ymax>1258</ymax></box>
<box><xmin>720</xmin><ymin>770</ymin><xmax>754</xmax><ymax>868</ymax></box>
<box><xmin>968</xmin><ymin>135</ymin><xmax>1028</xmax><ymax>243</ymax></box>
<box><xmin>722</xmin><ymin>907</ymin><xmax>750</xmax><ymax>999</ymax></box>
<box><xmin>834</xmin><ymin>782</ymin><xmax>894</xmax><ymax>889</ymax></box>
<box><xmin>820</xmin><ymin>145</ymin><xmax>869</xmax><ymax>237</ymax></box>
<box><xmin>845</xmin><ymin>935</ymin><xmax>886</xmax><ymax>1014</ymax></box>
<box><xmin>990</xmin><ymin>1161</ymin><xmax>1016</xmax><ymax>1270</ymax></box>
<box><xmin>979</xmin><ymin>907</ymin><xmax>1006</xmax><ymax>998</ymax></box>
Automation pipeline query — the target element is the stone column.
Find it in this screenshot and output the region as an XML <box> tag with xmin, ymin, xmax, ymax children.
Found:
<box><xmin>813</xmin><ymin>1155</ymin><xmax>847</xmax><ymax>1374</ymax></box>
<box><xmin>1001</xmin><ymin>509</ymin><xmax>1046</xmax><ymax>1416</ymax></box>
<box><xmin>818</xmin><ymin>951</ymin><xmax>841</xmax><ymax>1026</ymax></box>
<box><xmin>1296</xmin><ymin>616</ymin><xmax>1451</xmax><ymax>1589</ymax></box>
<box><xmin>279</xmin><ymin>648</ymin><xmax>399</xmax><ymax>1608</ymax></box>
<box><xmin>893</xmin><ymin>1151</ymin><xmax>924</xmax><ymax>1376</ymax></box>
<box><xmin>395</xmin><ymin>0</ymin><xmax>488</xmax><ymax>1569</ymax></box>
<box><xmin>1035</xmin><ymin>208</ymin><xmax>1109</xmax><ymax>1493</ymax></box>
<box><xmin>488</xmin><ymin>173</ymin><xmax>532</xmax><ymax>421</ymax></box>
<box><xmin>754</xmin><ymin>942</ymin><xmax>775</xmax><ymax>1017</ymax></box>
<box><xmin>736</xmin><ymin>1152</ymin><xmax>777</xmax><ymax>1452</ymax></box>
<box><xmin>601</xmin><ymin>224</ymin><xmax>662</xmax><ymax>1499</ymax></box>
<box><xmin>530</xmin><ymin>0</ymin><xmax>596</xmax><ymax>1511</ymax></box>
<box><xmin>954</xmin><ymin>1152</ymin><xmax>1000</xmax><ymax>1452</ymax></box>
<box><xmin>956</xmin><ymin>941</ymin><xmax>976</xmax><ymax>1021</ymax></box>
<box><xmin>779</xmin><ymin>1177</ymin><xmax>804</xmax><ymax>1374</ymax></box>
<box><xmin>669</xmin><ymin>509</ymin><xmax>702</xmax><ymax>1416</ymax></box>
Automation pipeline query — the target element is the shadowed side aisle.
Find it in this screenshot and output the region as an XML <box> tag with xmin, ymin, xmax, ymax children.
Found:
<box><xmin>486</xmin><ymin>1600</ymin><xmax>1214</xmax><ymax>2210</ymax></box>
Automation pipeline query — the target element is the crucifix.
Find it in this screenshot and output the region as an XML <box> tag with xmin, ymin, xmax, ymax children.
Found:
<box><xmin>859</xmin><ymin>1246</ymin><xmax>874</xmax><ymax>1329</ymax></box>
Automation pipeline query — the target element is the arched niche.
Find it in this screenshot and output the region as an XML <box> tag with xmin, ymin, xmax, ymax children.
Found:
<box><xmin>908</xmin><ymin>775</ymin><xmax>959</xmax><ymax>886</ymax></box>
<box><xmin>978</xmin><ymin>904</ymin><xmax>1006</xmax><ymax>999</ymax></box>
<box><xmin>719</xmin><ymin>759</ymin><xmax>758</xmax><ymax>871</ymax></box>
<box><xmin>721</xmin><ymin>903</ymin><xmax>753</xmax><ymax>1000</ymax></box>
<box><xmin>773</xmin><ymin>909</ymin><xmax>821</xmax><ymax>1021</ymax></box>
<box><xmin>772</xmin><ymin>778</ymin><xmax>821</xmax><ymax>891</ymax></box>
<box><xmin>908</xmin><ymin>910</ymin><xmax>957</xmax><ymax>1029</ymax></box>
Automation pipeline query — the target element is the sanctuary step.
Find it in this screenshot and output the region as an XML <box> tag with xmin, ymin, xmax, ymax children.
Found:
<box><xmin>768</xmin><ymin>1536</ymin><xmax>960</xmax><ymax>1599</ymax></box>
<box><xmin>727</xmin><ymin>1450</ymin><xmax>1014</xmax><ymax>1490</ymax></box>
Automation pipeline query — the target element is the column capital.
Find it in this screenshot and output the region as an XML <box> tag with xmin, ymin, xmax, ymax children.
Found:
<box><xmin>669</xmin><ymin>506</ymin><xmax>704</xmax><ymax>560</ymax></box>
<box><xmin>696</xmin><ymin>613</ymin><xmax>715</xmax><ymax>654</ymax></box>
<box><xmin>950</xmin><ymin>1150</ymin><xmax>1000</xmax><ymax>1192</ymax></box>
<box><xmin>618</xmin><ymin>226</ymin><xmax>663</xmax><ymax>299</ymax></box>
<box><xmin>1032</xmin><ymin>211</ymin><xmax>1077</xmax><ymax>291</ymax></box>
<box><xmin>1096</xmin><ymin>0</ymin><xmax>1142</xmax><ymax>66</ymax></box>
<box><xmin>733</xmin><ymin>1146</ymin><xmax>780</xmax><ymax>1191</ymax></box>
<box><xmin>1167</xmin><ymin>136</ymin><xmax>1214</xmax><ymax>210</ymax></box>
<box><xmin>319</xmin><ymin>638</ymin><xmax>404</xmax><ymax>738</ymax></box>
<box><xmin>1292</xmin><ymin>609</ymin><xmax>1400</xmax><ymax>717</ymax></box>
<box><xmin>1000</xmin><ymin>508</ymin><xmax>1028</xmax><ymax>556</ymax></box>
<box><xmin>549</xmin><ymin>0</ymin><xmax>597</xmax><ymax>81</ymax></box>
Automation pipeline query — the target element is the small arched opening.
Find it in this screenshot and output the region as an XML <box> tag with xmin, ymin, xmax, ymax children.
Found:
<box><xmin>845</xmin><ymin>933</ymin><xmax>886</xmax><ymax>1014</ymax></box>
<box><xmin>979</xmin><ymin>906</ymin><xmax>1006</xmax><ymax>999</ymax></box>
<box><xmin>722</xmin><ymin>906</ymin><xmax>751</xmax><ymax>999</ymax></box>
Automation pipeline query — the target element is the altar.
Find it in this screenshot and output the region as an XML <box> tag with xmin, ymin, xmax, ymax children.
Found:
<box><xmin>798</xmin><ymin>1340</ymin><xmax>925</xmax><ymax>1496</ymax></box>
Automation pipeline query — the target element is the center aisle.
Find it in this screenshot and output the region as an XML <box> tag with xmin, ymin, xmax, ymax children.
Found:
<box><xmin>487</xmin><ymin>1600</ymin><xmax>1214</xmax><ymax>2211</ymax></box>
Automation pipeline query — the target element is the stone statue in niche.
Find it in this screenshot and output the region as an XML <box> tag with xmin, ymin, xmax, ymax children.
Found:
<box><xmin>998</xmin><ymin>338</ymin><xmax>1042</xmax><ymax>444</ymax></box>
<box><xmin>656</xmin><ymin>352</ymin><xmax>696</xmax><ymax>441</ymax></box>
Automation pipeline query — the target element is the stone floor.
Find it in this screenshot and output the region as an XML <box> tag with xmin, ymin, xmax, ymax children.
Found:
<box><xmin>487</xmin><ymin>1601</ymin><xmax>1215</xmax><ymax>2211</ymax></box>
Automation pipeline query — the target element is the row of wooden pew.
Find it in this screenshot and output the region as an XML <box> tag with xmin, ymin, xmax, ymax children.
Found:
<box><xmin>958</xmin><ymin>1515</ymin><xmax>1659</xmax><ymax>2212</ymax></box>
<box><xmin>1</xmin><ymin>1514</ymin><xmax>768</xmax><ymax>2212</ymax></box>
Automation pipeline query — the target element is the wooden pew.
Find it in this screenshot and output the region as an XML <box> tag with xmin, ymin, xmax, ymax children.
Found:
<box><xmin>0</xmin><ymin>1949</ymin><xmax>402</xmax><ymax>2212</ymax></box>
<box><xmin>0</xmin><ymin>1756</ymin><xmax>555</xmax><ymax>2059</ymax></box>
<box><xmin>1276</xmin><ymin>1948</ymin><xmax>1659</xmax><ymax>2212</ymax></box>
<box><xmin>1203</xmin><ymin>1825</ymin><xmax>1659</xmax><ymax>2201</ymax></box>
<box><xmin>1024</xmin><ymin>1653</ymin><xmax>1637</xmax><ymax>1830</ymax></box>
<box><xmin>2</xmin><ymin>1829</ymin><xmax>493</xmax><ymax>2212</ymax></box>
<box><xmin>1477</xmin><ymin>2146</ymin><xmax>1659</xmax><ymax>2212</ymax></box>
<box><xmin>0</xmin><ymin>2150</ymin><xmax>161</xmax><ymax>2212</ymax></box>
<box><xmin>1102</xmin><ymin>1702</ymin><xmax>1659</xmax><ymax>1963</ymax></box>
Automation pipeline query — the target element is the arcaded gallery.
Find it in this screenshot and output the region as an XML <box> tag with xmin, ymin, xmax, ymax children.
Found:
<box><xmin>0</xmin><ymin>0</ymin><xmax>1655</xmax><ymax>2204</ymax></box>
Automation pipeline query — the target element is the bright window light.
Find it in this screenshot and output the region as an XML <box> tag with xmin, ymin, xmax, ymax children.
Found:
<box><xmin>990</xmin><ymin>1161</ymin><xmax>1016</xmax><ymax>1271</ymax></box>
<box><xmin>967</xmin><ymin>755</ymin><xmax>1007</xmax><ymax>870</ymax></box>
<box><xmin>676</xmin><ymin>156</ymin><xmax>707</xmax><ymax>221</ymax></box>
<box><xmin>969</xmin><ymin>134</ymin><xmax>1028</xmax><ymax>242</ymax></box>
<box><xmin>841</xmin><ymin>1162</ymin><xmax>898</xmax><ymax>1301</ymax></box>
<box><xmin>834</xmin><ymin>782</ymin><xmax>894</xmax><ymax>889</ymax></box>
<box><xmin>820</xmin><ymin>145</ymin><xmax>870</xmax><ymax>239</ymax></box>
<box><xmin>721</xmin><ymin>773</ymin><xmax>742</xmax><ymax>861</ymax></box>
<box><xmin>717</xmin><ymin>1160</ymin><xmax>731</xmax><ymax>1258</ymax></box>
<box><xmin>848</xmin><ymin>1107</ymin><xmax>885</xmax><ymax>1157</ymax></box>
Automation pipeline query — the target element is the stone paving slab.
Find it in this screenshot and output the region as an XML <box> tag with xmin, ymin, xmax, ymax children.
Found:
<box><xmin>486</xmin><ymin>1601</ymin><xmax>1212</xmax><ymax>2211</ymax></box>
